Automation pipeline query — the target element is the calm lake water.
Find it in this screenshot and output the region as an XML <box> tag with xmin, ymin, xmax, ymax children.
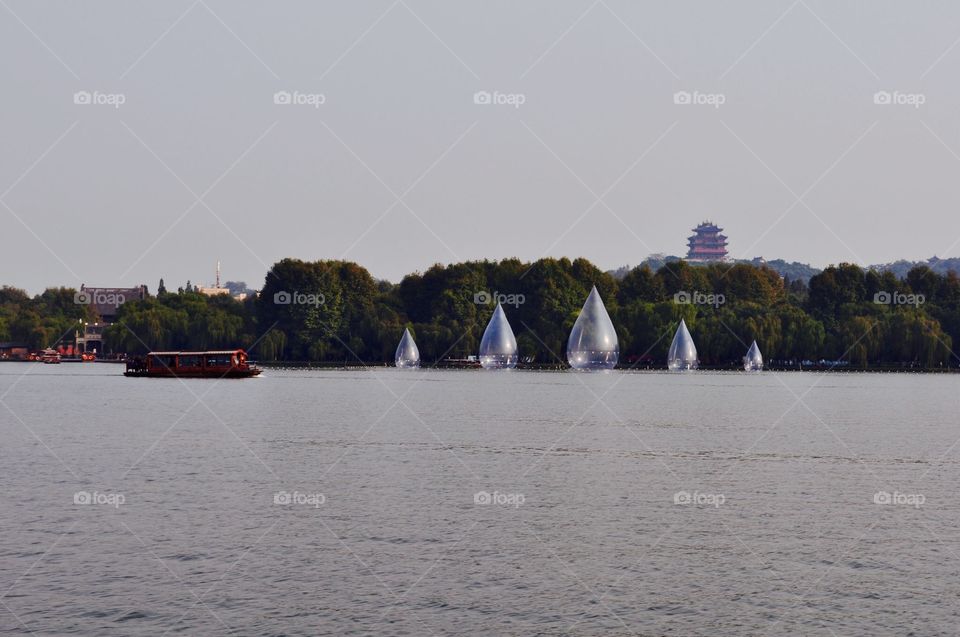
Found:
<box><xmin>1</xmin><ymin>364</ymin><xmax>959</xmax><ymax>636</ymax></box>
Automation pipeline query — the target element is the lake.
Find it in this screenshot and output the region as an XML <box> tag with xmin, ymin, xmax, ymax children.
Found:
<box><xmin>1</xmin><ymin>364</ymin><xmax>958</xmax><ymax>636</ymax></box>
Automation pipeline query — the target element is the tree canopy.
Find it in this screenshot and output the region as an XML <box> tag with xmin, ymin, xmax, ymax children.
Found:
<box><xmin>6</xmin><ymin>258</ymin><xmax>958</xmax><ymax>368</ymax></box>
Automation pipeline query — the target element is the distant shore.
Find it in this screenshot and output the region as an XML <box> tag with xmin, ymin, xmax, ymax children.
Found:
<box><xmin>3</xmin><ymin>358</ymin><xmax>952</xmax><ymax>373</ymax></box>
<box><xmin>253</xmin><ymin>361</ymin><xmax>958</xmax><ymax>373</ymax></box>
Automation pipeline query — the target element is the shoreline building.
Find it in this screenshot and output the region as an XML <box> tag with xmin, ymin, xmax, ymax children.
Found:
<box><xmin>198</xmin><ymin>261</ymin><xmax>249</xmax><ymax>301</ymax></box>
<box><xmin>198</xmin><ymin>260</ymin><xmax>230</xmax><ymax>298</ymax></box>
<box><xmin>74</xmin><ymin>284</ymin><xmax>148</xmax><ymax>355</ymax></box>
<box><xmin>686</xmin><ymin>221</ymin><xmax>729</xmax><ymax>262</ymax></box>
<box><xmin>0</xmin><ymin>342</ymin><xmax>29</xmax><ymax>360</ymax></box>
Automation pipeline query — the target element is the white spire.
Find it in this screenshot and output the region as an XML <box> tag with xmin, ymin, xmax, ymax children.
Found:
<box><xmin>667</xmin><ymin>318</ymin><xmax>699</xmax><ymax>371</ymax></box>
<box><xmin>744</xmin><ymin>340</ymin><xmax>763</xmax><ymax>371</ymax></box>
<box><xmin>567</xmin><ymin>285</ymin><xmax>619</xmax><ymax>370</ymax></box>
<box><xmin>479</xmin><ymin>303</ymin><xmax>518</xmax><ymax>369</ymax></box>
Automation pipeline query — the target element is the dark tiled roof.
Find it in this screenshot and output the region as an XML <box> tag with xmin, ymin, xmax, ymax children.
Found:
<box><xmin>79</xmin><ymin>286</ymin><xmax>147</xmax><ymax>317</ymax></box>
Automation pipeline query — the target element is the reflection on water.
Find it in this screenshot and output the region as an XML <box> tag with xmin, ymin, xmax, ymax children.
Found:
<box><xmin>0</xmin><ymin>364</ymin><xmax>957</xmax><ymax>636</ymax></box>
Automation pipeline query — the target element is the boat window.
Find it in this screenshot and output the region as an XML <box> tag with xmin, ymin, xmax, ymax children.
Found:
<box><xmin>205</xmin><ymin>355</ymin><xmax>232</xmax><ymax>367</ymax></box>
<box><xmin>150</xmin><ymin>355</ymin><xmax>177</xmax><ymax>369</ymax></box>
<box><xmin>179</xmin><ymin>355</ymin><xmax>202</xmax><ymax>368</ymax></box>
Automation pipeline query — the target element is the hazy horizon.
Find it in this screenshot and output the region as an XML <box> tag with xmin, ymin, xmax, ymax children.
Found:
<box><xmin>10</xmin><ymin>245</ymin><xmax>953</xmax><ymax>297</ymax></box>
<box><xmin>5</xmin><ymin>1</ymin><xmax>960</xmax><ymax>295</ymax></box>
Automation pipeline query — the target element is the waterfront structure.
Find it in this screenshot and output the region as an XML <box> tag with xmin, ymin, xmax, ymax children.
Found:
<box><xmin>75</xmin><ymin>322</ymin><xmax>105</xmax><ymax>355</ymax></box>
<box><xmin>667</xmin><ymin>319</ymin><xmax>699</xmax><ymax>370</ymax></box>
<box><xmin>744</xmin><ymin>340</ymin><xmax>763</xmax><ymax>371</ymax></box>
<box><xmin>686</xmin><ymin>221</ymin><xmax>729</xmax><ymax>261</ymax></box>
<box><xmin>567</xmin><ymin>285</ymin><xmax>619</xmax><ymax>370</ymax></box>
<box><xmin>395</xmin><ymin>328</ymin><xmax>420</xmax><ymax>368</ymax></box>
<box><xmin>0</xmin><ymin>342</ymin><xmax>29</xmax><ymax>360</ymax></box>
<box><xmin>478</xmin><ymin>304</ymin><xmax>518</xmax><ymax>369</ymax></box>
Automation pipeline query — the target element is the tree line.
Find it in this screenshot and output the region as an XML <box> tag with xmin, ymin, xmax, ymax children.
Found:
<box><xmin>2</xmin><ymin>258</ymin><xmax>958</xmax><ymax>367</ymax></box>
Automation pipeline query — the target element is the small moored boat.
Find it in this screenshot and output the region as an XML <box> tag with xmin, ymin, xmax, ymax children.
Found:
<box><xmin>124</xmin><ymin>349</ymin><xmax>261</xmax><ymax>378</ymax></box>
<box><xmin>41</xmin><ymin>349</ymin><xmax>61</xmax><ymax>364</ymax></box>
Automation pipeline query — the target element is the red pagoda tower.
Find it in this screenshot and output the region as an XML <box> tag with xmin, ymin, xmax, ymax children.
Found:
<box><xmin>686</xmin><ymin>221</ymin><xmax>728</xmax><ymax>261</ymax></box>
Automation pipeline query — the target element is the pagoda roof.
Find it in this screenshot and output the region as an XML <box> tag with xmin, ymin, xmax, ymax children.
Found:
<box><xmin>692</xmin><ymin>220</ymin><xmax>723</xmax><ymax>230</ymax></box>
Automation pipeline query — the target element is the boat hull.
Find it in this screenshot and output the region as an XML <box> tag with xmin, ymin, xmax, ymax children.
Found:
<box><xmin>124</xmin><ymin>368</ymin><xmax>261</xmax><ymax>378</ymax></box>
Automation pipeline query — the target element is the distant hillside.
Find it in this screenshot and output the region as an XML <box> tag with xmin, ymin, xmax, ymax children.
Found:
<box><xmin>610</xmin><ymin>255</ymin><xmax>960</xmax><ymax>283</ymax></box>
<box><xmin>745</xmin><ymin>258</ymin><xmax>821</xmax><ymax>283</ymax></box>
<box><xmin>869</xmin><ymin>257</ymin><xmax>960</xmax><ymax>279</ymax></box>
<box><xmin>608</xmin><ymin>256</ymin><xmax>821</xmax><ymax>283</ymax></box>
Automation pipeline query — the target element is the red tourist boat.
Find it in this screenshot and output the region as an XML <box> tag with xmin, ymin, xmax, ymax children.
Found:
<box><xmin>124</xmin><ymin>349</ymin><xmax>261</xmax><ymax>378</ymax></box>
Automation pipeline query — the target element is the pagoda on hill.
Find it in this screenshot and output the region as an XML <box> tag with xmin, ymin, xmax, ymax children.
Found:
<box><xmin>686</xmin><ymin>221</ymin><xmax>729</xmax><ymax>262</ymax></box>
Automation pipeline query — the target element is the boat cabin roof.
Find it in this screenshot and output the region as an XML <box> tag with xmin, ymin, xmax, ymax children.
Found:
<box><xmin>147</xmin><ymin>350</ymin><xmax>245</xmax><ymax>356</ymax></box>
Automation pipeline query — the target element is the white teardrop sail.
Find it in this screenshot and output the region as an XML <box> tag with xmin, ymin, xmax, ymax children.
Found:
<box><xmin>743</xmin><ymin>340</ymin><xmax>763</xmax><ymax>371</ymax></box>
<box><xmin>567</xmin><ymin>285</ymin><xmax>619</xmax><ymax>370</ymax></box>
<box><xmin>667</xmin><ymin>318</ymin><xmax>698</xmax><ymax>371</ymax></box>
<box><xmin>478</xmin><ymin>303</ymin><xmax>518</xmax><ymax>369</ymax></box>
<box><xmin>395</xmin><ymin>328</ymin><xmax>420</xmax><ymax>369</ymax></box>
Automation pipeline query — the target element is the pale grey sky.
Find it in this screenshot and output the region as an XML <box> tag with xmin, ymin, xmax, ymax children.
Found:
<box><xmin>4</xmin><ymin>1</ymin><xmax>960</xmax><ymax>294</ymax></box>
